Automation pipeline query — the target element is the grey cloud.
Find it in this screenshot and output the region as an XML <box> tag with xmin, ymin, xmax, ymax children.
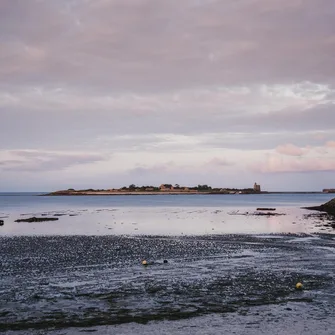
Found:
<box><xmin>89</xmin><ymin>130</ymin><xmax>335</xmax><ymax>154</ymax></box>
<box><xmin>1</xmin><ymin>0</ymin><xmax>335</xmax><ymax>190</ymax></box>
<box><xmin>0</xmin><ymin>159</ymin><xmax>22</xmax><ymax>166</ymax></box>
<box><xmin>198</xmin><ymin>131</ymin><xmax>335</xmax><ymax>151</ymax></box>
<box><xmin>1</xmin><ymin>102</ymin><xmax>334</xmax><ymax>152</ymax></box>
<box><xmin>243</xmin><ymin>103</ymin><xmax>335</xmax><ymax>132</ymax></box>
<box><xmin>1</xmin><ymin>0</ymin><xmax>335</xmax><ymax>93</ymax></box>
<box><xmin>205</xmin><ymin>157</ymin><xmax>234</xmax><ymax>167</ymax></box>
<box><xmin>0</xmin><ymin>150</ymin><xmax>108</xmax><ymax>172</ymax></box>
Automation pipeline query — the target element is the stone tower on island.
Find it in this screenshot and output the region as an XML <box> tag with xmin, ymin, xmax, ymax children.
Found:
<box><xmin>254</xmin><ymin>182</ymin><xmax>261</xmax><ymax>193</ymax></box>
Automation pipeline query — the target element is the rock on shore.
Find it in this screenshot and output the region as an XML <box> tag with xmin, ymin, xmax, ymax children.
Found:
<box><xmin>15</xmin><ymin>217</ymin><xmax>59</xmax><ymax>223</ymax></box>
<box><xmin>304</xmin><ymin>198</ymin><xmax>335</xmax><ymax>214</ymax></box>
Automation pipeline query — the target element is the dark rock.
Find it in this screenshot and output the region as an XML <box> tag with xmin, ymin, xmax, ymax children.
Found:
<box><xmin>0</xmin><ymin>220</ymin><xmax>4</xmax><ymax>226</ymax></box>
<box><xmin>254</xmin><ymin>212</ymin><xmax>285</xmax><ymax>216</ymax></box>
<box><xmin>257</xmin><ymin>208</ymin><xmax>276</xmax><ymax>211</ymax></box>
<box><xmin>40</xmin><ymin>280</ymin><xmax>49</xmax><ymax>286</ymax></box>
<box><xmin>229</xmin><ymin>212</ymin><xmax>285</xmax><ymax>217</ymax></box>
<box><xmin>15</xmin><ymin>217</ymin><xmax>59</xmax><ymax>223</ymax></box>
<box><xmin>304</xmin><ymin>198</ymin><xmax>335</xmax><ymax>215</ymax></box>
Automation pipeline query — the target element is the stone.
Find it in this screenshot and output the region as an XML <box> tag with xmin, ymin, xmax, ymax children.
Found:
<box><xmin>15</xmin><ymin>217</ymin><xmax>59</xmax><ymax>223</ymax></box>
<box><xmin>304</xmin><ymin>197</ymin><xmax>335</xmax><ymax>215</ymax></box>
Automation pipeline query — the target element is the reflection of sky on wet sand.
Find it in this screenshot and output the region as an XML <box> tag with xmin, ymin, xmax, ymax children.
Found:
<box><xmin>1</xmin><ymin>206</ymin><xmax>333</xmax><ymax>236</ymax></box>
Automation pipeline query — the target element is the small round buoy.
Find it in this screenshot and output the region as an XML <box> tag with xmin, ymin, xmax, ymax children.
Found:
<box><xmin>142</xmin><ymin>260</ymin><xmax>148</xmax><ymax>266</ymax></box>
<box><xmin>295</xmin><ymin>282</ymin><xmax>303</xmax><ymax>290</ymax></box>
<box><xmin>163</xmin><ymin>259</ymin><xmax>168</xmax><ymax>264</ymax></box>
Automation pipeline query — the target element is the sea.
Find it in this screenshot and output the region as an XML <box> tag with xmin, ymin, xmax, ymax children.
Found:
<box><xmin>1</xmin><ymin>192</ymin><xmax>335</xmax><ymax>334</ymax></box>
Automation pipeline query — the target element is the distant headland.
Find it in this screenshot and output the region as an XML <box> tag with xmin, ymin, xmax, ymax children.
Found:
<box><xmin>45</xmin><ymin>183</ymin><xmax>265</xmax><ymax>196</ymax></box>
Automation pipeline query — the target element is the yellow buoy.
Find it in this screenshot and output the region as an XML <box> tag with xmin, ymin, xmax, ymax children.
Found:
<box><xmin>142</xmin><ymin>260</ymin><xmax>148</xmax><ymax>266</ymax></box>
<box><xmin>296</xmin><ymin>282</ymin><xmax>303</xmax><ymax>290</ymax></box>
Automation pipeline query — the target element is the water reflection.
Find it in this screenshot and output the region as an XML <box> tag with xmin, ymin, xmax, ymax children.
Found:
<box><xmin>1</xmin><ymin>206</ymin><xmax>334</xmax><ymax>236</ymax></box>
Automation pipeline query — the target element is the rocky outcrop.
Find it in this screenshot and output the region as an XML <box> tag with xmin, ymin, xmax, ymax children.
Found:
<box><xmin>304</xmin><ymin>198</ymin><xmax>335</xmax><ymax>214</ymax></box>
<box><xmin>0</xmin><ymin>220</ymin><xmax>4</xmax><ymax>226</ymax></box>
<box><xmin>15</xmin><ymin>217</ymin><xmax>59</xmax><ymax>223</ymax></box>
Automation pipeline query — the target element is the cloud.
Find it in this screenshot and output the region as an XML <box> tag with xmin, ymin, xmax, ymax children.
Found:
<box><xmin>250</xmin><ymin>140</ymin><xmax>335</xmax><ymax>173</ymax></box>
<box><xmin>126</xmin><ymin>156</ymin><xmax>234</xmax><ymax>178</ymax></box>
<box><xmin>1</xmin><ymin>82</ymin><xmax>332</xmax><ymax>114</ymax></box>
<box><xmin>275</xmin><ymin>144</ymin><xmax>308</xmax><ymax>156</ymax></box>
<box><xmin>325</xmin><ymin>141</ymin><xmax>335</xmax><ymax>148</ymax></box>
<box><xmin>1</xmin><ymin>0</ymin><xmax>335</xmax><ymax>190</ymax></box>
<box><xmin>252</xmin><ymin>154</ymin><xmax>335</xmax><ymax>173</ymax></box>
<box><xmin>0</xmin><ymin>150</ymin><xmax>108</xmax><ymax>172</ymax></box>
<box><xmin>206</xmin><ymin>157</ymin><xmax>234</xmax><ymax>167</ymax></box>
<box><xmin>1</xmin><ymin>0</ymin><xmax>335</xmax><ymax>92</ymax></box>
<box><xmin>1</xmin><ymin>89</ymin><xmax>335</xmax><ymax>154</ymax></box>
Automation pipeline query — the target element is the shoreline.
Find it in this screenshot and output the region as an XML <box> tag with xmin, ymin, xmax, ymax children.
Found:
<box><xmin>45</xmin><ymin>191</ymin><xmax>202</xmax><ymax>196</ymax></box>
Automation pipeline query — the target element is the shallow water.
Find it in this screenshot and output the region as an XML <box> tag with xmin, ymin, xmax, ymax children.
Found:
<box><xmin>1</xmin><ymin>193</ymin><xmax>334</xmax><ymax>212</ymax></box>
<box><xmin>1</xmin><ymin>234</ymin><xmax>335</xmax><ymax>334</ymax></box>
<box><xmin>1</xmin><ymin>206</ymin><xmax>335</xmax><ymax>236</ymax></box>
<box><xmin>1</xmin><ymin>193</ymin><xmax>335</xmax><ymax>236</ymax></box>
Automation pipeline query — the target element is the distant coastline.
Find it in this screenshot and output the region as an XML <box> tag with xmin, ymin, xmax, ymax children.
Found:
<box><xmin>44</xmin><ymin>184</ymin><xmax>261</xmax><ymax>196</ymax></box>
<box><xmin>43</xmin><ymin>192</ymin><xmax>324</xmax><ymax>196</ymax></box>
<box><xmin>45</xmin><ymin>190</ymin><xmax>205</xmax><ymax>196</ymax></box>
<box><xmin>43</xmin><ymin>188</ymin><xmax>325</xmax><ymax>196</ymax></box>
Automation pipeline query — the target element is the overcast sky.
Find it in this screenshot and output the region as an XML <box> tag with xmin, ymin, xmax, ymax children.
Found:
<box><xmin>1</xmin><ymin>0</ymin><xmax>335</xmax><ymax>191</ymax></box>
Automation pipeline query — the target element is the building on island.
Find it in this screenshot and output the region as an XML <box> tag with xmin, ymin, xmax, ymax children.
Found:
<box><xmin>160</xmin><ymin>184</ymin><xmax>174</xmax><ymax>191</ymax></box>
<box><xmin>253</xmin><ymin>182</ymin><xmax>261</xmax><ymax>193</ymax></box>
<box><xmin>323</xmin><ymin>189</ymin><xmax>335</xmax><ymax>193</ymax></box>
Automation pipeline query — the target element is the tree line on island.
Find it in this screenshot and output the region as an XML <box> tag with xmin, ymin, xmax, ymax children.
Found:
<box><xmin>65</xmin><ymin>183</ymin><xmax>262</xmax><ymax>194</ymax></box>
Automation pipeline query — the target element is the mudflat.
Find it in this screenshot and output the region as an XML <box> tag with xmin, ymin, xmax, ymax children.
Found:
<box><xmin>1</xmin><ymin>234</ymin><xmax>334</xmax><ymax>334</ymax></box>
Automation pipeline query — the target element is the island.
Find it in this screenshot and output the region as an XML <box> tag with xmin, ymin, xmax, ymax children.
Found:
<box><xmin>45</xmin><ymin>183</ymin><xmax>265</xmax><ymax>196</ymax></box>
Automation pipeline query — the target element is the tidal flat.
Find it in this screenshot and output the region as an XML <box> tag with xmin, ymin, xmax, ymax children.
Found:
<box><xmin>1</xmin><ymin>233</ymin><xmax>335</xmax><ymax>334</ymax></box>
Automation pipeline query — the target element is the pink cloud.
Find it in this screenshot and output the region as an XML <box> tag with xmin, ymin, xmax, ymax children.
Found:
<box><xmin>325</xmin><ymin>141</ymin><xmax>335</xmax><ymax>148</ymax></box>
<box><xmin>251</xmin><ymin>155</ymin><xmax>335</xmax><ymax>173</ymax></box>
<box><xmin>275</xmin><ymin>143</ymin><xmax>307</xmax><ymax>156</ymax></box>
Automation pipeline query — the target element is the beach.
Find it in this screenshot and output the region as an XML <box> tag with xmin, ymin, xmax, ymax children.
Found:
<box><xmin>2</xmin><ymin>233</ymin><xmax>335</xmax><ymax>334</ymax></box>
<box><xmin>1</xmin><ymin>193</ymin><xmax>335</xmax><ymax>334</ymax></box>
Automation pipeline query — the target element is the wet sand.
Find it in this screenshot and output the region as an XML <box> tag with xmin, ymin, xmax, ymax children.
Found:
<box><xmin>1</xmin><ymin>234</ymin><xmax>335</xmax><ymax>334</ymax></box>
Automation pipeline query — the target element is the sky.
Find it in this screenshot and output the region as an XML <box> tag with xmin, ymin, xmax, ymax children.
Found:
<box><xmin>1</xmin><ymin>0</ymin><xmax>335</xmax><ymax>192</ymax></box>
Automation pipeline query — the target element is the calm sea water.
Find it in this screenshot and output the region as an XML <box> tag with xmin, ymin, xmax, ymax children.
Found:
<box><xmin>0</xmin><ymin>192</ymin><xmax>334</xmax><ymax>236</ymax></box>
<box><xmin>0</xmin><ymin>192</ymin><xmax>333</xmax><ymax>212</ymax></box>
